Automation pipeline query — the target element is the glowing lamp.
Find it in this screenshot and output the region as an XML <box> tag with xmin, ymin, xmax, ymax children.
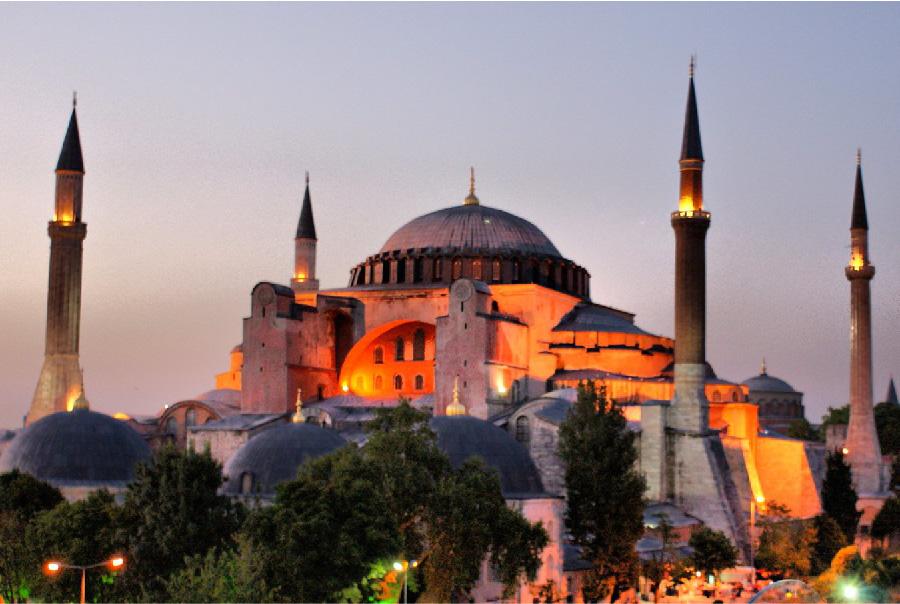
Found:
<box><xmin>496</xmin><ymin>378</ymin><xmax>507</xmax><ymax>395</ymax></box>
<box><xmin>695</xmin><ymin>571</ymin><xmax>702</xmax><ymax>578</ymax></box>
<box><xmin>342</xmin><ymin>383</ymin><xmax>349</xmax><ymax>393</ymax></box>
<box><xmin>849</xmin><ymin>254</ymin><xmax>864</xmax><ymax>270</ymax></box>
<box><xmin>755</xmin><ymin>495</ymin><xmax>765</xmax><ymax>504</ymax></box>
<box><xmin>46</xmin><ymin>561</ymin><xmax>61</xmax><ymax>573</ymax></box>
<box><xmin>109</xmin><ymin>556</ymin><xmax>124</xmax><ymax>569</ymax></box>
<box><xmin>296</xmin><ymin>273</ymin><xmax>306</xmax><ymax>281</ymax></box>
<box><xmin>842</xmin><ymin>447</ymin><xmax>849</xmax><ymax>455</ymax></box>
<box><xmin>679</xmin><ymin>196</ymin><xmax>695</xmax><ymax>213</ymax></box>
<box><xmin>393</xmin><ymin>561</ymin><xmax>404</xmax><ymax>571</ymax></box>
<box><xmin>842</xmin><ymin>584</ymin><xmax>859</xmax><ymax>601</ymax></box>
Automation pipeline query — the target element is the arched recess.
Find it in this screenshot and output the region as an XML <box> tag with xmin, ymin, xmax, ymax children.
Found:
<box><xmin>337</xmin><ymin>320</ymin><xmax>435</xmax><ymax>398</ymax></box>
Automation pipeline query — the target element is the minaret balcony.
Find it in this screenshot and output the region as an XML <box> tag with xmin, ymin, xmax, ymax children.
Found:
<box><xmin>845</xmin><ymin>264</ymin><xmax>875</xmax><ymax>280</ymax></box>
<box><xmin>671</xmin><ymin>209</ymin><xmax>710</xmax><ymax>220</ymax></box>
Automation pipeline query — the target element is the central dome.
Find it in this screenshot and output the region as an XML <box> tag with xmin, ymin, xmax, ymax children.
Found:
<box><xmin>380</xmin><ymin>204</ymin><xmax>561</xmax><ymax>257</ymax></box>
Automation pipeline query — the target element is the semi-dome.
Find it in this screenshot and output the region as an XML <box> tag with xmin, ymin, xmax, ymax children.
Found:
<box><xmin>222</xmin><ymin>422</ymin><xmax>345</xmax><ymax>497</ymax></box>
<box><xmin>0</xmin><ymin>409</ymin><xmax>152</xmax><ymax>488</ymax></box>
<box><xmin>430</xmin><ymin>415</ymin><xmax>544</xmax><ymax>495</ymax></box>
<box><xmin>380</xmin><ymin>204</ymin><xmax>561</xmax><ymax>257</ymax></box>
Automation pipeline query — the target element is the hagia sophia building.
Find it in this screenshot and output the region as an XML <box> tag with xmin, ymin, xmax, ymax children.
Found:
<box><xmin>1</xmin><ymin>67</ymin><xmax>893</xmax><ymax>601</ymax></box>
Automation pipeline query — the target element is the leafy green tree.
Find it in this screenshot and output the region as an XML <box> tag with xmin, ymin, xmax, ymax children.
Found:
<box><xmin>117</xmin><ymin>445</ymin><xmax>244</xmax><ymax>601</ymax></box>
<box><xmin>787</xmin><ymin>417</ymin><xmax>820</xmax><ymax>441</ymax></box>
<box><xmin>753</xmin><ymin>504</ymin><xmax>814</xmax><ymax>578</ymax></box>
<box><xmin>0</xmin><ymin>471</ymin><xmax>64</xmax><ymax>603</ymax></box>
<box><xmin>0</xmin><ymin>470</ymin><xmax>64</xmax><ymax>519</ymax></box>
<box><xmin>559</xmin><ymin>383</ymin><xmax>646</xmax><ymax>601</ymax></box>
<box><xmin>26</xmin><ymin>490</ymin><xmax>124</xmax><ymax>603</ymax></box>
<box><xmin>821</xmin><ymin>451</ymin><xmax>861</xmax><ymax>543</ymax></box>
<box><xmin>689</xmin><ymin>527</ymin><xmax>737</xmax><ymax>579</ymax></box>
<box><xmin>811</xmin><ymin>514</ymin><xmax>848</xmax><ymax>575</ymax></box>
<box><xmin>871</xmin><ymin>496</ymin><xmax>900</xmax><ymax>542</ymax></box>
<box><xmin>165</xmin><ymin>534</ymin><xmax>275</xmax><ymax>603</ymax></box>
<box><xmin>873</xmin><ymin>402</ymin><xmax>900</xmax><ymax>456</ymax></box>
<box><xmin>819</xmin><ymin>405</ymin><xmax>849</xmax><ymax>440</ymax></box>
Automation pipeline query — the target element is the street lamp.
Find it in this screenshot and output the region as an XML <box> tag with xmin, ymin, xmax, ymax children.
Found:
<box><xmin>841</xmin><ymin>583</ymin><xmax>859</xmax><ymax>601</ymax></box>
<box><xmin>393</xmin><ymin>559</ymin><xmax>418</xmax><ymax>604</ymax></box>
<box><xmin>44</xmin><ymin>555</ymin><xmax>125</xmax><ymax>604</ymax></box>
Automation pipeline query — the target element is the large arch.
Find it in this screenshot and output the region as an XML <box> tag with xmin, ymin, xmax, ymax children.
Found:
<box><xmin>338</xmin><ymin>320</ymin><xmax>435</xmax><ymax>399</ymax></box>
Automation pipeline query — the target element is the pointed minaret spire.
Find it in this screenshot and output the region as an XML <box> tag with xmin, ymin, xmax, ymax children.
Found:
<box><xmin>851</xmin><ymin>149</ymin><xmax>868</xmax><ymax>230</ymax></box>
<box><xmin>292</xmin><ymin>171</ymin><xmax>320</xmax><ymax>293</ymax></box>
<box><xmin>464</xmin><ymin>166</ymin><xmax>480</xmax><ymax>206</ymax></box>
<box><xmin>677</xmin><ymin>59</ymin><xmax>705</xmax><ymax>213</ymax></box>
<box><xmin>72</xmin><ymin>369</ymin><xmax>89</xmax><ymax>411</ymax></box>
<box><xmin>681</xmin><ymin>57</ymin><xmax>704</xmax><ymax>163</ymax></box>
<box><xmin>56</xmin><ymin>100</ymin><xmax>84</xmax><ymax>174</ymax></box>
<box><xmin>761</xmin><ymin>357</ymin><xmax>767</xmax><ymax>376</ymax></box>
<box><xmin>886</xmin><ymin>377</ymin><xmax>898</xmax><ymax>406</ymax></box>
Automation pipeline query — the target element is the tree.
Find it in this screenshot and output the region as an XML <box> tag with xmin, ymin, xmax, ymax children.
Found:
<box><xmin>821</xmin><ymin>451</ymin><xmax>861</xmax><ymax>542</ymax></box>
<box><xmin>819</xmin><ymin>405</ymin><xmax>849</xmax><ymax>440</ymax></box>
<box><xmin>753</xmin><ymin>504</ymin><xmax>815</xmax><ymax>578</ymax></box>
<box><xmin>689</xmin><ymin>527</ymin><xmax>738</xmax><ymax>579</ymax></box>
<box><xmin>0</xmin><ymin>471</ymin><xmax>64</xmax><ymax>603</ymax></box>
<box><xmin>559</xmin><ymin>383</ymin><xmax>646</xmax><ymax>601</ymax></box>
<box><xmin>871</xmin><ymin>496</ymin><xmax>900</xmax><ymax>542</ymax></box>
<box><xmin>787</xmin><ymin>417</ymin><xmax>820</xmax><ymax>441</ymax></box>
<box><xmin>25</xmin><ymin>490</ymin><xmax>124</xmax><ymax>603</ymax></box>
<box><xmin>873</xmin><ymin>402</ymin><xmax>900</xmax><ymax>456</ymax></box>
<box><xmin>117</xmin><ymin>445</ymin><xmax>244</xmax><ymax>601</ymax></box>
<box><xmin>811</xmin><ymin>514</ymin><xmax>848</xmax><ymax>575</ymax></box>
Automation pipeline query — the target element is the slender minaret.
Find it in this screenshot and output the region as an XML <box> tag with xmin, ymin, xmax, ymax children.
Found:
<box><xmin>27</xmin><ymin>97</ymin><xmax>87</xmax><ymax>425</ymax></box>
<box><xmin>291</xmin><ymin>171</ymin><xmax>319</xmax><ymax>293</ymax></box>
<box><xmin>886</xmin><ymin>378</ymin><xmax>898</xmax><ymax>406</ymax></box>
<box><xmin>670</xmin><ymin>57</ymin><xmax>711</xmax><ymax>434</ymax></box>
<box><xmin>844</xmin><ymin>150</ymin><xmax>883</xmax><ymax>495</ymax></box>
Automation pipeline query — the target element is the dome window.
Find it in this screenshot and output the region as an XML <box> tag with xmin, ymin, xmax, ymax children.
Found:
<box><xmin>515</xmin><ymin>415</ymin><xmax>530</xmax><ymax>444</ymax></box>
<box><xmin>240</xmin><ymin>472</ymin><xmax>254</xmax><ymax>495</ymax></box>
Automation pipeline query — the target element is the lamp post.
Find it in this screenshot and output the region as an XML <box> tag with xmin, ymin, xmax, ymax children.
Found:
<box><xmin>393</xmin><ymin>559</ymin><xmax>418</xmax><ymax>604</ymax></box>
<box><xmin>45</xmin><ymin>556</ymin><xmax>125</xmax><ymax>604</ymax></box>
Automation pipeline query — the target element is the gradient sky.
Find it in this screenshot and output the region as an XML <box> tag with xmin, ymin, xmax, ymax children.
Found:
<box><xmin>1</xmin><ymin>3</ymin><xmax>898</xmax><ymax>428</ymax></box>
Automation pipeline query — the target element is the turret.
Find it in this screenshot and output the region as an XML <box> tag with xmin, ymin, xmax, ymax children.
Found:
<box><xmin>291</xmin><ymin>172</ymin><xmax>319</xmax><ymax>293</ymax></box>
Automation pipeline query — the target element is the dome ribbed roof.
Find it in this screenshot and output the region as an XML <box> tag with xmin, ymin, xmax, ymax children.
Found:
<box><xmin>380</xmin><ymin>204</ymin><xmax>561</xmax><ymax>257</ymax></box>
<box><xmin>742</xmin><ymin>373</ymin><xmax>797</xmax><ymax>393</ymax></box>
<box><xmin>430</xmin><ymin>415</ymin><xmax>544</xmax><ymax>496</ymax></box>
<box><xmin>0</xmin><ymin>410</ymin><xmax>151</xmax><ymax>487</ymax></box>
<box><xmin>222</xmin><ymin>422</ymin><xmax>345</xmax><ymax>496</ymax></box>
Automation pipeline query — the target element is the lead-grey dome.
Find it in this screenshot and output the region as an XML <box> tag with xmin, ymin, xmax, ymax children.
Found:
<box><xmin>0</xmin><ymin>409</ymin><xmax>152</xmax><ymax>488</ymax></box>
<box><xmin>742</xmin><ymin>373</ymin><xmax>797</xmax><ymax>393</ymax></box>
<box><xmin>430</xmin><ymin>415</ymin><xmax>544</xmax><ymax>496</ymax></box>
<box><xmin>222</xmin><ymin>422</ymin><xmax>345</xmax><ymax>496</ymax></box>
<box><xmin>380</xmin><ymin>205</ymin><xmax>561</xmax><ymax>257</ymax></box>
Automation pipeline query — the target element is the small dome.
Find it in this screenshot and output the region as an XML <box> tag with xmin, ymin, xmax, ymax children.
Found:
<box><xmin>380</xmin><ymin>204</ymin><xmax>561</xmax><ymax>257</ymax></box>
<box><xmin>742</xmin><ymin>373</ymin><xmax>797</xmax><ymax>393</ymax></box>
<box><xmin>430</xmin><ymin>415</ymin><xmax>543</xmax><ymax>495</ymax></box>
<box><xmin>0</xmin><ymin>410</ymin><xmax>152</xmax><ymax>488</ymax></box>
<box><xmin>222</xmin><ymin>422</ymin><xmax>345</xmax><ymax>496</ymax></box>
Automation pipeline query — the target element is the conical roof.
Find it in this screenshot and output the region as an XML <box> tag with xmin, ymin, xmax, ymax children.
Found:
<box><xmin>56</xmin><ymin>108</ymin><xmax>84</xmax><ymax>173</ymax></box>
<box><xmin>680</xmin><ymin>76</ymin><xmax>703</xmax><ymax>161</ymax></box>
<box><xmin>296</xmin><ymin>176</ymin><xmax>317</xmax><ymax>240</ymax></box>
<box><xmin>851</xmin><ymin>159</ymin><xmax>868</xmax><ymax>230</ymax></box>
<box><xmin>886</xmin><ymin>378</ymin><xmax>898</xmax><ymax>405</ymax></box>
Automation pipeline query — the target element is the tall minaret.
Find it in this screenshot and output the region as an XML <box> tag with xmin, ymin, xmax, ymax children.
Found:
<box><xmin>670</xmin><ymin>57</ymin><xmax>711</xmax><ymax>434</ymax></box>
<box><xmin>844</xmin><ymin>150</ymin><xmax>883</xmax><ymax>495</ymax></box>
<box><xmin>27</xmin><ymin>97</ymin><xmax>87</xmax><ymax>425</ymax></box>
<box><xmin>291</xmin><ymin>171</ymin><xmax>319</xmax><ymax>293</ymax></box>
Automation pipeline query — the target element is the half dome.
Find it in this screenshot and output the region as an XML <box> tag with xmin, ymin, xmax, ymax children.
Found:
<box><xmin>222</xmin><ymin>422</ymin><xmax>345</xmax><ymax>496</ymax></box>
<box><xmin>380</xmin><ymin>204</ymin><xmax>561</xmax><ymax>257</ymax></box>
<box><xmin>0</xmin><ymin>409</ymin><xmax>152</xmax><ymax>488</ymax></box>
<box><xmin>430</xmin><ymin>415</ymin><xmax>544</xmax><ymax>496</ymax></box>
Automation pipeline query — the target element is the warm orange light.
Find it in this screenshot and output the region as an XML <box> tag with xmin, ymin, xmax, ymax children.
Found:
<box><xmin>496</xmin><ymin>377</ymin><xmax>507</xmax><ymax>395</ymax></box>
<box><xmin>842</xmin><ymin>447</ymin><xmax>849</xmax><ymax>455</ymax></box>
<box><xmin>109</xmin><ymin>556</ymin><xmax>124</xmax><ymax>569</ymax></box>
<box><xmin>341</xmin><ymin>383</ymin><xmax>349</xmax><ymax>393</ymax></box>
<box><xmin>755</xmin><ymin>495</ymin><xmax>765</xmax><ymax>504</ymax></box>
<box><xmin>679</xmin><ymin>196</ymin><xmax>694</xmax><ymax>212</ymax></box>
<box><xmin>113</xmin><ymin>412</ymin><xmax>131</xmax><ymax>420</ymax></box>
<box><xmin>849</xmin><ymin>254</ymin><xmax>864</xmax><ymax>270</ymax></box>
<box><xmin>295</xmin><ymin>272</ymin><xmax>307</xmax><ymax>281</ymax></box>
<box><xmin>46</xmin><ymin>561</ymin><xmax>61</xmax><ymax>573</ymax></box>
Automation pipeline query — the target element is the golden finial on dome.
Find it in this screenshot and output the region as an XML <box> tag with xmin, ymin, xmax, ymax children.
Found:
<box><xmin>464</xmin><ymin>166</ymin><xmax>480</xmax><ymax>206</ymax></box>
<box><xmin>760</xmin><ymin>357</ymin><xmax>767</xmax><ymax>376</ymax></box>
<box><xmin>292</xmin><ymin>387</ymin><xmax>305</xmax><ymax>423</ymax></box>
<box><xmin>446</xmin><ymin>376</ymin><xmax>467</xmax><ymax>416</ymax></box>
<box><xmin>72</xmin><ymin>369</ymin><xmax>89</xmax><ymax>411</ymax></box>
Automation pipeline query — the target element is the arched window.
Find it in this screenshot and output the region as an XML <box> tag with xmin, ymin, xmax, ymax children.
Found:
<box><xmin>381</xmin><ymin>259</ymin><xmax>391</xmax><ymax>284</ymax></box>
<box><xmin>394</xmin><ymin>375</ymin><xmax>403</xmax><ymax>390</ymax></box>
<box><xmin>317</xmin><ymin>384</ymin><xmax>325</xmax><ymax>401</ymax></box>
<box><xmin>732</xmin><ymin>391</ymin><xmax>739</xmax><ymax>402</ymax></box>
<box><xmin>473</xmin><ymin>260</ymin><xmax>482</xmax><ymax>280</ymax></box>
<box><xmin>712</xmin><ymin>391</ymin><xmax>721</xmax><ymax>402</ymax></box>
<box><xmin>374</xmin><ymin>375</ymin><xmax>383</xmax><ymax>390</ymax></box>
<box><xmin>452</xmin><ymin>258</ymin><xmax>462</xmax><ymax>280</ymax></box>
<box><xmin>513</xmin><ymin>260</ymin><xmax>521</xmax><ymax>282</ymax></box>
<box><xmin>413</xmin><ymin>257</ymin><xmax>424</xmax><ymax>283</ymax></box>
<box><xmin>515</xmin><ymin>416</ymin><xmax>530</xmax><ymax>444</ymax></box>
<box><xmin>415</xmin><ymin>374</ymin><xmax>424</xmax><ymax>390</ymax></box>
<box><xmin>185</xmin><ymin>408</ymin><xmax>197</xmax><ymax>428</ymax></box>
<box><xmin>374</xmin><ymin>347</ymin><xmax>384</xmax><ymax>365</ymax></box>
<box><xmin>413</xmin><ymin>329</ymin><xmax>425</xmax><ymax>361</ymax></box>
<box><xmin>492</xmin><ymin>259</ymin><xmax>501</xmax><ymax>282</ymax></box>
<box><xmin>491</xmin><ymin>300</ymin><xmax>500</xmax><ymax>313</ymax></box>
<box><xmin>240</xmin><ymin>472</ymin><xmax>254</xmax><ymax>495</ymax></box>
<box><xmin>165</xmin><ymin>417</ymin><xmax>177</xmax><ymax>434</ymax></box>
<box><xmin>433</xmin><ymin>258</ymin><xmax>443</xmax><ymax>281</ymax></box>
<box><xmin>395</xmin><ymin>337</ymin><xmax>405</xmax><ymax>361</ymax></box>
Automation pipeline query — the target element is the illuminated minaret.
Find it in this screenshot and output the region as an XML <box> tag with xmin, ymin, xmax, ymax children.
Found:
<box><xmin>27</xmin><ymin>97</ymin><xmax>87</xmax><ymax>425</ymax></box>
<box><xmin>844</xmin><ymin>150</ymin><xmax>883</xmax><ymax>495</ymax></box>
<box><xmin>670</xmin><ymin>57</ymin><xmax>711</xmax><ymax>433</ymax></box>
<box><xmin>291</xmin><ymin>171</ymin><xmax>319</xmax><ymax>293</ymax></box>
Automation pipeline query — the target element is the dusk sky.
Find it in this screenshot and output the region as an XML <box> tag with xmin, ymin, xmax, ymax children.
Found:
<box><xmin>1</xmin><ymin>3</ymin><xmax>898</xmax><ymax>428</ymax></box>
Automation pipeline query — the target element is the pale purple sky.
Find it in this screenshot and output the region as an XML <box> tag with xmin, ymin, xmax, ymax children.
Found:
<box><xmin>1</xmin><ymin>3</ymin><xmax>898</xmax><ymax>427</ymax></box>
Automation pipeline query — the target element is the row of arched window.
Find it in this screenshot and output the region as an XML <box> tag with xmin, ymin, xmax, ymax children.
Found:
<box><xmin>373</xmin><ymin>329</ymin><xmax>427</xmax><ymax>364</ymax></box>
<box><xmin>710</xmin><ymin>391</ymin><xmax>744</xmax><ymax>403</ymax></box>
<box><xmin>759</xmin><ymin>400</ymin><xmax>802</xmax><ymax>418</ymax></box>
<box><xmin>356</xmin><ymin>374</ymin><xmax>426</xmax><ymax>392</ymax></box>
